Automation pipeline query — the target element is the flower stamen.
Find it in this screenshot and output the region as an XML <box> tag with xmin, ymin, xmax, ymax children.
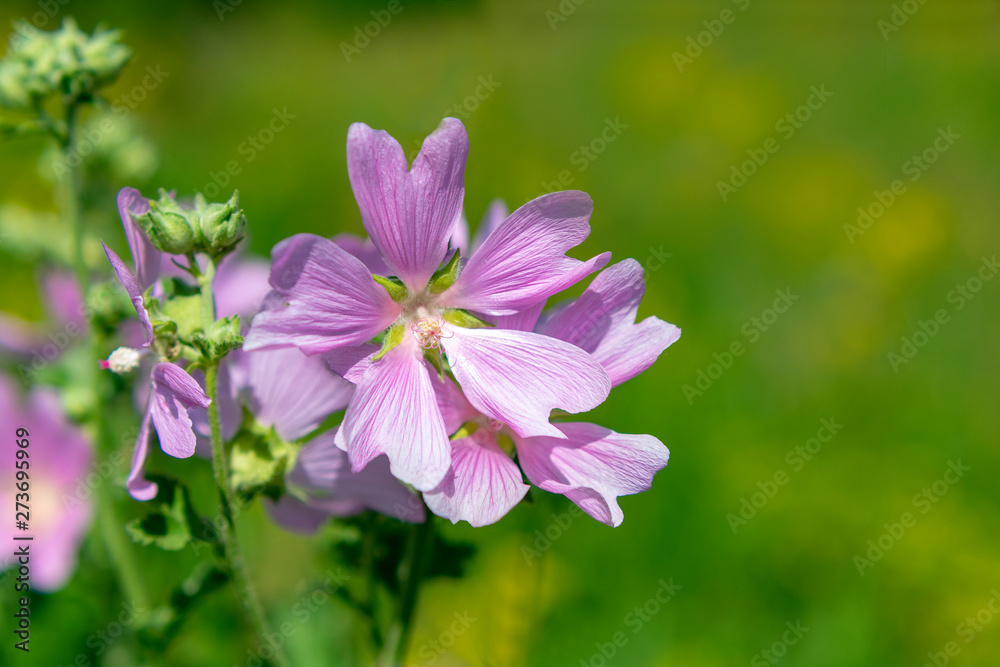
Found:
<box><xmin>410</xmin><ymin>317</ymin><xmax>451</xmax><ymax>350</ymax></box>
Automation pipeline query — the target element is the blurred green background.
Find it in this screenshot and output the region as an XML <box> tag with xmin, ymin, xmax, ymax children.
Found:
<box><xmin>2</xmin><ymin>0</ymin><xmax>999</xmax><ymax>665</ymax></box>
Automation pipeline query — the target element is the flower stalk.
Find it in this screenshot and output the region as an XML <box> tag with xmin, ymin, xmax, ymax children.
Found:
<box><xmin>198</xmin><ymin>258</ymin><xmax>291</xmax><ymax>667</ymax></box>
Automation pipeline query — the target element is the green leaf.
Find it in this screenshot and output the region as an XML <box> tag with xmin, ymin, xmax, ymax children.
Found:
<box><xmin>125</xmin><ymin>477</ymin><xmax>202</xmax><ymax>551</ymax></box>
<box><xmin>429</xmin><ymin>250</ymin><xmax>461</xmax><ymax>293</ymax></box>
<box><xmin>372</xmin><ymin>274</ymin><xmax>407</xmax><ymax>301</ymax></box>
<box><xmin>229</xmin><ymin>428</ymin><xmax>291</xmax><ymax>500</ymax></box>
<box><xmin>138</xmin><ymin>564</ymin><xmax>230</xmax><ymax>649</ymax></box>
<box><xmin>158</xmin><ymin>293</ymin><xmax>203</xmax><ymax>338</ymax></box>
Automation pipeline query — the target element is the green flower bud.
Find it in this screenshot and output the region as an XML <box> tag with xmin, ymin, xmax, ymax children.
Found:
<box><xmin>0</xmin><ymin>18</ymin><xmax>131</xmax><ymax>112</ymax></box>
<box><xmin>206</xmin><ymin>315</ymin><xmax>243</xmax><ymax>359</ymax></box>
<box><xmin>0</xmin><ymin>59</ymin><xmax>32</xmax><ymax>109</ymax></box>
<box><xmin>141</xmin><ymin>190</ymin><xmax>196</xmax><ymax>254</ymax></box>
<box><xmin>197</xmin><ymin>190</ymin><xmax>246</xmax><ymax>253</ymax></box>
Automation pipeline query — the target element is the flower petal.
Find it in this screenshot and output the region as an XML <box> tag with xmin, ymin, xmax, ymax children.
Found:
<box><xmin>441</xmin><ymin>326</ymin><xmax>611</xmax><ymax>438</ymax></box>
<box><xmin>117</xmin><ymin>187</ymin><xmax>160</xmax><ymax>289</ymax></box>
<box><xmin>332</xmin><ymin>232</ymin><xmax>390</xmax><ymax>275</ymax></box>
<box><xmin>244</xmin><ymin>234</ymin><xmax>402</xmax><ymax>354</ymax></box>
<box><xmin>126</xmin><ymin>407</ymin><xmax>158</xmax><ymax>501</ymax></box>
<box><xmin>347</xmin><ymin>118</ymin><xmax>468</xmax><ymax>290</ymax></box>
<box><xmin>441</xmin><ymin>191</ymin><xmax>610</xmax><ymax>316</ymax></box>
<box><xmin>41</xmin><ymin>270</ymin><xmax>84</xmax><ymax>330</ymax></box>
<box><xmin>430</xmin><ymin>374</ymin><xmax>480</xmax><ymax>434</ymax></box>
<box><xmin>190</xmin><ymin>359</ymin><xmax>241</xmax><ymax>444</ymax></box>
<box><xmin>241</xmin><ymin>347</ymin><xmax>354</xmax><ymax>441</ymax></box>
<box><xmin>450</xmin><ymin>213</ymin><xmax>470</xmax><ymax>256</ymax></box>
<box><xmin>213</xmin><ymin>254</ymin><xmax>272</xmax><ymax>323</ymax></box>
<box><xmin>291</xmin><ymin>432</ymin><xmax>425</xmax><ymax>523</ymax></box>
<box><xmin>0</xmin><ymin>313</ymin><xmax>40</xmax><ymax>356</ymax></box>
<box><xmin>470</xmin><ymin>198</ymin><xmax>508</xmax><ymax>252</ymax></box>
<box><xmin>338</xmin><ymin>335</ymin><xmax>450</xmax><ymax>491</ymax></box>
<box><xmin>516</xmin><ymin>422</ymin><xmax>670</xmax><ymax>527</ymax></box>
<box><xmin>322</xmin><ymin>343</ymin><xmax>379</xmax><ymax>384</ymax></box>
<box><xmin>488</xmin><ymin>301</ymin><xmax>545</xmax><ymax>333</ymax></box>
<box><xmin>102</xmin><ymin>242</ymin><xmax>154</xmax><ymax>344</ymax></box>
<box><xmin>541</xmin><ymin>259</ymin><xmax>680</xmax><ymax>387</ymax></box>
<box><xmin>149</xmin><ymin>363</ymin><xmax>210</xmax><ymax>458</ymax></box>
<box><xmin>423</xmin><ymin>431</ymin><xmax>529</xmax><ymax>527</ymax></box>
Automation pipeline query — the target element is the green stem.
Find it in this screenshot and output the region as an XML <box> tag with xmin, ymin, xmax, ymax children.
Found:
<box><xmin>380</xmin><ymin>514</ymin><xmax>434</xmax><ymax>666</ymax></box>
<box><xmin>52</xmin><ymin>100</ymin><xmax>152</xmax><ymax>631</ymax></box>
<box><xmin>60</xmin><ymin>103</ymin><xmax>87</xmax><ymax>292</ymax></box>
<box><xmin>199</xmin><ymin>265</ymin><xmax>290</xmax><ymax>667</ymax></box>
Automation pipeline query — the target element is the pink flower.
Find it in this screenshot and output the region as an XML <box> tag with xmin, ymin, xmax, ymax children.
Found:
<box><xmin>425</xmin><ymin>260</ymin><xmax>680</xmax><ymax>527</ymax></box>
<box><xmin>213</xmin><ymin>346</ymin><xmax>425</xmax><ymax>530</ymax></box>
<box><xmin>0</xmin><ymin>269</ymin><xmax>84</xmax><ymax>368</ymax></box>
<box><xmin>0</xmin><ymin>375</ymin><xmax>93</xmax><ymax>591</ymax></box>
<box><xmin>102</xmin><ymin>242</ymin><xmax>210</xmax><ymax>501</ymax></box>
<box><xmin>245</xmin><ymin>118</ymin><xmax>612</xmax><ymax>492</ymax></box>
<box><xmin>205</xmin><ymin>255</ymin><xmax>424</xmax><ymax>529</ymax></box>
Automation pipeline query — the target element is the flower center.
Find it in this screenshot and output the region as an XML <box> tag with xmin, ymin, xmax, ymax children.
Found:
<box><xmin>102</xmin><ymin>346</ymin><xmax>141</xmax><ymax>374</ymax></box>
<box><xmin>410</xmin><ymin>317</ymin><xmax>450</xmax><ymax>349</ymax></box>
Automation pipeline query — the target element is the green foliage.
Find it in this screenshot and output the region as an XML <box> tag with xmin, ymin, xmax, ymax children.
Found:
<box><xmin>327</xmin><ymin>515</ymin><xmax>477</xmax><ymax>597</ymax></box>
<box><xmin>125</xmin><ymin>476</ymin><xmax>204</xmax><ymax>551</ymax></box>
<box><xmin>229</xmin><ymin>425</ymin><xmax>295</xmax><ymax>501</ymax></box>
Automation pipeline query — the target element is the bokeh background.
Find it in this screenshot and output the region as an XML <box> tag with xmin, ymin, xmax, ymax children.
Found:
<box><xmin>2</xmin><ymin>0</ymin><xmax>999</xmax><ymax>665</ymax></box>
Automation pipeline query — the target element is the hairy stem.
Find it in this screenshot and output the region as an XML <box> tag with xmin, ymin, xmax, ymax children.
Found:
<box><xmin>199</xmin><ymin>266</ymin><xmax>290</xmax><ymax>667</ymax></box>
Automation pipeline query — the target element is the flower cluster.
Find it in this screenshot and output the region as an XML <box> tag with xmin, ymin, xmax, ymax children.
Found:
<box><xmin>0</xmin><ymin>18</ymin><xmax>130</xmax><ymax>111</ymax></box>
<box><xmin>101</xmin><ymin>118</ymin><xmax>678</xmax><ymax>532</ymax></box>
<box><xmin>241</xmin><ymin>118</ymin><xmax>680</xmax><ymax>527</ymax></box>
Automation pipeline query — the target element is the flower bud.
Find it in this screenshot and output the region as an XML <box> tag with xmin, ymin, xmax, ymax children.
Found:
<box><xmin>197</xmin><ymin>190</ymin><xmax>246</xmax><ymax>253</ymax></box>
<box><xmin>141</xmin><ymin>190</ymin><xmax>196</xmax><ymax>254</ymax></box>
<box><xmin>0</xmin><ymin>18</ymin><xmax>131</xmax><ymax>111</ymax></box>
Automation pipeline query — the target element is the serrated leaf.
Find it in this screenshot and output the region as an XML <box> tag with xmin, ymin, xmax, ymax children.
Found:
<box><xmin>125</xmin><ymin>477</ymin><xmax>201</xmax><ymax>551</ymax></box>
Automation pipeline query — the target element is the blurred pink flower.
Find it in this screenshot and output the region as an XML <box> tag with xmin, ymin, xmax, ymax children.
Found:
<box><xmin>0</xmin><ymin>374</ymin><xmax>93</xmax><ymax>591</ymax></box>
